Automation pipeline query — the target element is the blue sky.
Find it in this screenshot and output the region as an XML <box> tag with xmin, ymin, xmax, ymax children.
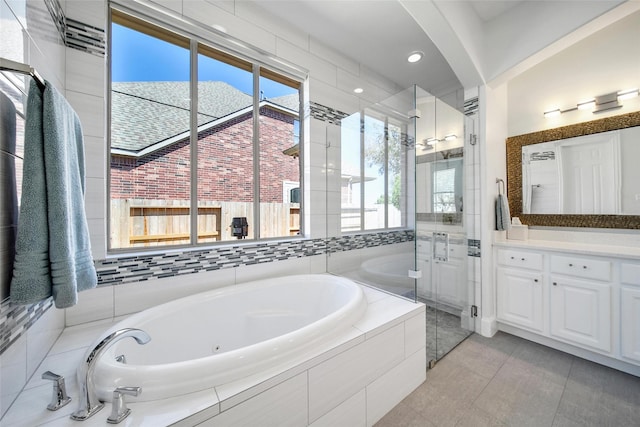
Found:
<box><xmin>111</xmin><ymin>24</ymin><xmax>295</xmax><ymax>98</ymax></box>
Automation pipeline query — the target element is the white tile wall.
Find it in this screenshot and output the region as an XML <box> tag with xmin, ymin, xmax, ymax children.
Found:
<box><xmin>308</xmin><ymin>323</ymin><xmax>405</xmax><ymax>422</ymax></box>
<box><xmin>235</xmin><ymin>1</ymin><xmax>308</xmax><ymax>51</ymax></box>
<box><xmin>25</xmin><ymin>306</ymin><xmax>65</xmax><ymax>378</ymax></box>
<box><xmin>0</xmin><ymin>334</ymin><xmax>27</xmax><ymax>416</ymax></box>
<box><xmin>183</xmin><ymin>1</ymin><xmax>277</xmax><ymax>55</ymax></box>
<box><xmin>64</xmin><ymin>0</ymin><xmax>106</xmax><ymax>29</ymax></box>
<box><xmin>201</xmin><ymin>373</ymin><xmax>308</xmax><ymax>427</ymax></box>
<box><xmin>64</xmin><ymin>284</ymin><xmax>114</xmax><ymax>326</ymax></box>
<box><xmin>234</xmin><ymin>256</ymin><xmax>311</xmax><ymax>284</ymax></box>
<box><xmin>366</xmin><ymin>347</ymin><xmax>426</xmax><ymax>425</ymax></box>
<box><xmin>65</xmin><ymin>49</ymin><xmax>104</xmax><ymax>98</ymax></box>
<box><xmin>309</xmin><ymin>38</ymin><xmax>360</xmax><ymax>77</ymax></box>
<box><xmin>147</xmin><ymin>0</ymin><xmax>182</xmax><ymax>15</ymax></box>
<box><xmin>310</xmin><ymin>389</ymin><xmax>366</xmax><ymax>427</ymax></box>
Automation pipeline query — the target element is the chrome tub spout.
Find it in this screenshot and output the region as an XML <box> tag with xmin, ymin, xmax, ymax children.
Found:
<box><xmin>71</xmin><ymin>328</ymin><xmax>150</xmax><ymax>421</ymax></box>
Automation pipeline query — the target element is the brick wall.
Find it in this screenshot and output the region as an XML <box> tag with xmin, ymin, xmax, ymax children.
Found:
<box><xmin>110</xmin><ymin>107</ymin><xmax>299</xmax><ymax>203</ymax></box>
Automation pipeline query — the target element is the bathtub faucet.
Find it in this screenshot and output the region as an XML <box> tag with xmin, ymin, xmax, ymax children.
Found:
<box><xmin>71</xmin><ymin>328</ymin><xmax>151</xmax><ymax>421</ymax></box>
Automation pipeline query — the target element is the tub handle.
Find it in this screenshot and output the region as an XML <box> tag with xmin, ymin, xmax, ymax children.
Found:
<box><xmin>41</xmin><ymin>371</ymin><xmax>72</xmax><ymax>411</ymax></box>
<box><xmin>107</xmin><ymin>386</ymin><xmax>142</xmax><ymax>424</ymax></box>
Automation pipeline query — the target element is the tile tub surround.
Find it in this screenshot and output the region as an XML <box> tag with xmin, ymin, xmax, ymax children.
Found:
<box><xmin>1</xmin><ymin>282</ymin><xmax>426</xmax><ymax>426</ymax></box>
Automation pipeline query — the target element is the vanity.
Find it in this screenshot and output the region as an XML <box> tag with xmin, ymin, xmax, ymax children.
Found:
<box><xmin>495</xmin><ymin>237</ymin><xmax>640</xmax><ymax>375</ymax></box>
<box><xmin>495</xmin><ymin>111</ymin><xmax>640</xmax><ymax>377</ymax></box>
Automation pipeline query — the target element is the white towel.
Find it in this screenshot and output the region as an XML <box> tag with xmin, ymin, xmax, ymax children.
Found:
<box><xmin>496</xmin><ymin>194</ymin><xmax>511</xmax><ymax>231</ymax></box>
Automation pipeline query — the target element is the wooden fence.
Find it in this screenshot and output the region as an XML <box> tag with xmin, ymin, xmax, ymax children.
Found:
<box><xmin>111</xmin><ymin>199</ymin><xmax>300</xmax><ymax>248</ymax></box>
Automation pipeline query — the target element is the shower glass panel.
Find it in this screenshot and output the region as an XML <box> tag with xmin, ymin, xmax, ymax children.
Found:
<box><xmin>325</xmin><ymin>85</ymin><xmax>475</xmax><ymax>367</ymax></box>
<box><xmin>415</xmin><ymin>89</ymin><xmax>474</xmax><ymax>364</ymax></box>
<box><xmin>327</xmin><ymin>87</ymin><xmax>417</xmax><ymax>300</ymax></box>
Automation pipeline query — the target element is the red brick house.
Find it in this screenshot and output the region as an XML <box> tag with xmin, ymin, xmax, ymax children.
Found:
<box><xmin>109</xmin><ymin>81</ymin><xmax>300</xmax><ymax>247</ymax></box>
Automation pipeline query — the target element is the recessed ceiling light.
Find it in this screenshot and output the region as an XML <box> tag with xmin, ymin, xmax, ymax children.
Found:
<box><xmin>354</xmin><ymin>88</ymin><xmax>364</xmax><ymax>94</ymax></box>
<box><xmin>407</xmin><ymin>51</ymin><xmax>424</xmax><ymax>63</ymax></box>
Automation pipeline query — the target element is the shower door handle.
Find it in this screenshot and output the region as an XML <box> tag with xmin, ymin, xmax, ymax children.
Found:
<box><xmin>433</xmin><ymin>232</ymin><xmax>449</xmax><ymax>262</ymax></box>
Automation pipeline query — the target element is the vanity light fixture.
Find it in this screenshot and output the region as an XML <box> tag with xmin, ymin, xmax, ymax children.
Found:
<box><xmin>544</xmin><ymin>87</ymin><xmax>639</xmax><ymax>117</ymax></box>
<box><xmin>618</xmin><ymin>88</ymin><xmax>639</xmax><ymax>100</ymax></box>
<box><xmin>577</xmin><ymin>99</ymin><xmax>595</xmax><ymax>110</ymax></box>
<box><xmin>543</xmin><ymin>108</ymin><xmax>562</xmax><ymax>118</ymax></box>
<box><xmin>353</xmin><ymin>87</ymin><xmax>364</xmax><ymax>94</ymax></box>
<box><xmin>421</xmin><ymin>135</ymin><xmax>457</xmax><ymax>146</ymax></box>
<box><xmin>407</xmin><ymin>51</ymin><xmax>424</xmax><ymax>63</ymax></box>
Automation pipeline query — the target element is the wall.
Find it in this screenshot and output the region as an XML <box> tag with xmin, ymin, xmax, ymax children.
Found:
<box><xmin>477</xmin><ymin>8</ymin><xmax>640</xmax><ymax>338</ymax></box>
<box><xmin>507</xmin><ymin>10</ymin><xmax>640</xmax><ymax>136</ymax></box>
<box><xmin>0</xmin><ymin>0</ymin><xmax>412</xmax><ymax>418</ymax></box>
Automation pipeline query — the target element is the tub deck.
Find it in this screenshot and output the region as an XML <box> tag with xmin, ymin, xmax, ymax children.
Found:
<box><xmin>3</xmin><ymin>281</ymin><xmax>425</xmax><ymax>427</ymax></box>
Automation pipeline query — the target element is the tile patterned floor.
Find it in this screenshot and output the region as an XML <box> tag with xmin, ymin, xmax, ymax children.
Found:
<box><xmin>423</xmin><ymin>304</ymin><xmax>473</xmax><ymax>362</ymax></box>
<box><xmin>375</xmin><ymin>332</ymin><xmax>640</xmax><ymax>427</ymax></box>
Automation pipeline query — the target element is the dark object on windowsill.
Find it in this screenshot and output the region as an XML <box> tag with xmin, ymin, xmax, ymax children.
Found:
<box><xmin>231</xmin><ymin>217</ymin><xmax>248</xmax><ymax>239</ymax></box>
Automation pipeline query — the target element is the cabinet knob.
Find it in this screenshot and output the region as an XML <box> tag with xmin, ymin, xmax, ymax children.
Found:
<box><xmin>569</xmin><ymin>263</ymin><xmax>573</xmax><ymax>267</ymax></box>
<box><xmin>534</xmin><ymin>279</ymin><xmax>538</xmax><ymax>283</ymax></box>
<box><xmin>510</xmin><ymin>256</ymin><xmax>514</xmax><ymax>259</ymax></box>
<box><xmin>521</xmin><ymin>258</ymin><xmax>525</xmax><ymax>261</ymax></box>
<box><xmin>583</xmin><ymin>265</ymin><xmax>587</xmax><ymax>269</ymax></box>
<box><xmin>553</xmin><ymin>282</ymin><xmax>557</xmax><ymax>286</ymax></box>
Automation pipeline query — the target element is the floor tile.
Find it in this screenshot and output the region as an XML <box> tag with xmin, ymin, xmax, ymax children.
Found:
<box><xmin>436</xmin><ymin>332</ymin><xmax>517</xmax><ymax>380</ymax></box>
<box><xmin>401</xmin><ymin>358</ymin><xmax>491</xmax><ymax>427</ymax></box>
<box><xmin>555</xmin><ymin>358</ymin><xmax>640</xmax><ymax>426</ymax></box>
<box><xmin>375</xmin><ymin>331</ymin><xmax>640</xmax><ymax>427</ymax></box>
<box><xmin>454</xmin><ymin>404</ymin><xmax>507</xmax><ymax>427</ymax></box>
<box><xmin>374</xmin><ymin>401</ymin><xmax>434</xmax><ymax>427</ymax></box>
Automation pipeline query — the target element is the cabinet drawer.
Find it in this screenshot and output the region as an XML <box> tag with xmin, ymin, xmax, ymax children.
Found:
<box><xmin>550</xmin><ymin>255</ymin><xmax>611</xmax><ymax>281</ymax></box>
<box><xmin>497</xmin><ymin>249</ymin><xmax>543</xmax><ymax>270</ymax></box>
<box><xmin>621</xmin><ymin>263</ymin><xmax>640</xmax><ymax>286</ymax></box>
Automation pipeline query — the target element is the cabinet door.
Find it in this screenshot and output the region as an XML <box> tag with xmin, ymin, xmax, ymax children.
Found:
<box><xmin>497</xmin><ymin>267</ymin><xmax>544</xmax><ymax>332</ymax></box>
<box><xmin>550</xmin><ymin>277</ymin><xmax>612</xmax><ymax>353</ymax></box>
<box><xmin>621</xmin><ymin>287</ymin><xmax>640</xmax><ymax>364</ymax></box>
<box><xmin>435</xmin><ymin>259</ymin><xmax>464</xmax><ymax>307</ymax></box>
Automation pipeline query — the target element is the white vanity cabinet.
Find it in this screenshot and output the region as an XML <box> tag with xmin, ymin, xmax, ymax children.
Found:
<box><xmin>549</xmin><ymin>276</ymin><xmax>612</xmax><ymax>352</ymax></box>
<box><xmin>621</xmin><ymin>263</ymin><xmax>640</xmax><ymax>364</ymax></box>
<box><xmin>496</xmin><ymin>249</ymin><xmax>544</xmax><ymax>332</ymax></box>
<box><xmin>549</xmin><ymin>254</ymin><xmax>613</xmax><ymax>353</ymax></box>
<box><xmin>495</xmin><ymin>243</ymin><xmax>640</xmax><ymax>375</ymax></box>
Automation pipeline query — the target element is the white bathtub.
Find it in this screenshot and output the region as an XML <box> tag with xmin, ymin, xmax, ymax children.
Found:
<box><xmin>88</xmin><ymin>274</ymin><xmax>367</xmax><ymax>402</ymax></box>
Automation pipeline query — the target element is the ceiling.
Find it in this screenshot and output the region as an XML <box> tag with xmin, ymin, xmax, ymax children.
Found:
<box><xmin>251</xmin><ymin>1</ymin><xmax>624</xmax><ymax>101</ymax></box>
<box><xmin>251</xmin><ymin>1</ymin><xmax>523</xmax><ymax>98</ymax></box>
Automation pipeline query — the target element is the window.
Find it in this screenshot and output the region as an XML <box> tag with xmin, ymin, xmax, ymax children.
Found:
<box><xmin>432</xmin><ymin>158</ymin><xmax>463</xmax><ymax>213</ymax></box>
<box><xmin>340</xmin><ymin>110</ymin><xmax>407</xmax><ymax>232</ymax></box>
<box><xmin>109</xmin><ymin>11</ymin><xmax>302</xmax><ymax>250</ymax></box>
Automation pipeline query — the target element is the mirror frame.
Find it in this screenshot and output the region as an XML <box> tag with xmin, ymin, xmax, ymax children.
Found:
<box><xmin>506</xmin><ymin>111</ymin><xmax>640</xmax><ymax>229</ymax></box>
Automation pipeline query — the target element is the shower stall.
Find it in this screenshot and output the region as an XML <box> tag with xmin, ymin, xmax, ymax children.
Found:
<box><xmin>325</xmin><ymin>85</ymin><xmax>477</xmax><ymax>366</ymax></box>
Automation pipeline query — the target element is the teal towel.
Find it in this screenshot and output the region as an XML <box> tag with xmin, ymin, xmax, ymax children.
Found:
<box><xmin>10</xmin><ymin>80</ymin><xmax>97</xmax><ymax>308</ymax></box>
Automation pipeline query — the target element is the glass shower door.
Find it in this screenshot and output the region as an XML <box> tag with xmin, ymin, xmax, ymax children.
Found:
<box><xmin>415</xmin><ymin>92</ymin><xmax>474</xmax><ymax>365</ymax></box>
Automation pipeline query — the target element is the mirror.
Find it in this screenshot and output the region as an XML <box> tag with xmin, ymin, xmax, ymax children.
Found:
<box><xmin>416</xmin><ymin>148</ymin><xmax>464</xmax><ymax>224</ymax></box>
<box><xmin>506</xmin><ymin>111</ymin><xmax>640</xmax><ymax>229</ymax></box>
<box><xmin>522</xmin><ymin>127</ymin><xmax>640</xmax><ymax>215</ymax></box>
